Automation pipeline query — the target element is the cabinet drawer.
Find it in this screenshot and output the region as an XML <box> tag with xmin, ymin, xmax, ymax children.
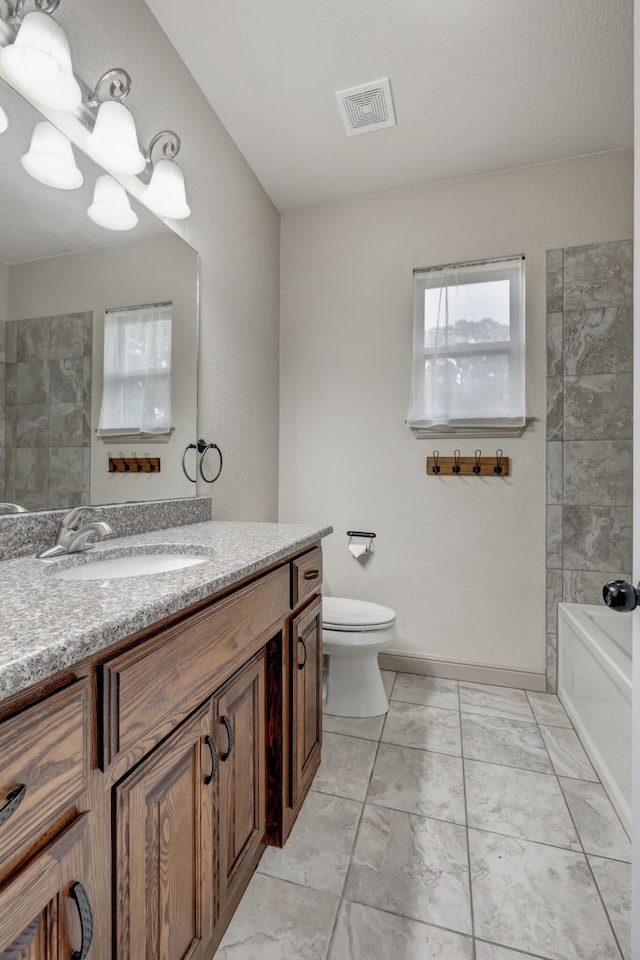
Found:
<box><xmin>0</xmin><ymin>680</ymin><xmax>90</xmax><ymax>868</ymax></box>
<box><xmin>291</xmin><ymin>546</ymin><xmax>322</xmax><ymax>608</ymax></box>
<box><xmin>102</xmin><ymin>565</ymin><xmax>290</xmax><ymax>767</ymax></box>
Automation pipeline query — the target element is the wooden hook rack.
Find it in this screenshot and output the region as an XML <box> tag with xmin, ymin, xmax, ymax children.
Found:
<box><xmin>108</xmin><ymin>456</ymin><xmax>161</xmax><ymax>474</ymax></box>
<box><xmin>426</xmin><ymin>454</ymin><xmax>510</xmax><ymax>477</ymax></box>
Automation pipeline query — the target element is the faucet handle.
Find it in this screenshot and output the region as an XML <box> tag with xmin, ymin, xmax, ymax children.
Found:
<box><xmin>60</xmin><ymin>506</ymin><xmax>95</xmax><ymax>530</ymax></box>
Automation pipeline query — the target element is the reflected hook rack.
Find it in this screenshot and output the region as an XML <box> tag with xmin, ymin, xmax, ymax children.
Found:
<box><xmin>108</xmin><ymin>452</ymin><xmax>160</xmax><ymax>473</ymax></box>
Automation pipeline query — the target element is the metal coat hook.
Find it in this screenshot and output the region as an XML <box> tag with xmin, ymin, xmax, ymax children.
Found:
<box><xmin>431</xmin><ymin>450</ymin><xmax>441</xmax><ymax>474</ymax></box>
<box><xmin>452</xmin><ymin>449</ymin><xmax>461</xmax><ymax>474</ymax></box>
<box><xmin>494</xmin><ymin>449</ymin><xmax>504</xmax><ymax>475</ymax></box>
<box><xmin>473</xmin><ymin>449</ymin><xmax>482</xmax><ymax>475</ymax></box>
<box><xmin>119</xmin><ymin>451</ymin><xmax>129</xmax><ymax>472</ymax></box>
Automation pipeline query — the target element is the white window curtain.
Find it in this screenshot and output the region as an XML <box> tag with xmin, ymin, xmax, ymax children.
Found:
<box><xmin>407</xmin><ymin>257</ymin><xmax>526</xmax><ymax>437</ymax></box>
<box><xmin>97</xmin><ymin>302</ymin><xmax>172</xmax><ymax>438</ymax></box>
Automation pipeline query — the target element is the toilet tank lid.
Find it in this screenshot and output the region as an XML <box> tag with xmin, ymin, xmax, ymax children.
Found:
<box><xmin>322</xmin><ymin>596</ymin><xmax>396</xmax><ymax>629</ymax></box>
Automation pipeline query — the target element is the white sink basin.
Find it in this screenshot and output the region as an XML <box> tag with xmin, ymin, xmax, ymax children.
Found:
<box><xmin>50</xmin><ymin>553</ymin><xmax>210</xmax><ymax>581</ymax></box>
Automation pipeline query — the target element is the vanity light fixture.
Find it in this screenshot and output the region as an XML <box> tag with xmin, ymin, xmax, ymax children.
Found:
<box><xmin>0</xmin><ymin>1</ymin><xmax>82</xmax><ymax>111</ymax></box>
<box><xmin>20</xmin><ymin>120</ymin><xmax>83</xmax><ymax>189</ymax></box>
<box><xmin>87</xmin><ymin>174</ymin><xmax>138</xmax><ymax>231</ymax></box>
<box><xmin>141</xmin><ymin>130</ymin><xmax>191</xmax><ymax>220</ymax></box>
<box><xmin>0</xmin><ymin>105</ymin><xmax>8</xmax><ymax>133</ymax></box>
<box><xmin>86</xmin><ymin>69</ymin><xmax>145</xmax><ymax>176</ymax></box>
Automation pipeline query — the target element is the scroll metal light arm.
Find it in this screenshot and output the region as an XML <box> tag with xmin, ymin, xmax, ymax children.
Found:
<box><xmin>4</xmin><ymin>0</ymin><xmax>60</xmax><ymax>29</ymax></box>
<box><xmin>144</xmin><ymin>129</ymin><xmax>181</xmax><ymax>166</ymax></box>
<box><xmin>86</xmin><ymin>67</ymin><xmax>132</xmax><ymax>108</ymax></box>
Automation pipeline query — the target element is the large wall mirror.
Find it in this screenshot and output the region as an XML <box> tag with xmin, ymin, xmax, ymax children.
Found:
<box><xmin>0</xmin><ymin>77</ymin><xmax>198</xmax><ymax>516</ymax></box>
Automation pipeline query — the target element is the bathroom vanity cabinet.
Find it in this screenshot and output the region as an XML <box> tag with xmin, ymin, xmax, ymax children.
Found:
<box><xmin>0</xmin><ymin>541</ymin><xmax>323</xmax><ymax>960</ymax></box>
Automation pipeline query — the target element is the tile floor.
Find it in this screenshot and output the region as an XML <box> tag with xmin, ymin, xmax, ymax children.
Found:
<box><xmin>216</xmin><ymin>672</ymin><xmax>632</xmax><ymax>960</ymax></box>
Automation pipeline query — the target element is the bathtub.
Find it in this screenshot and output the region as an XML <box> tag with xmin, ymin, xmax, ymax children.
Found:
<box><xmin>558</xmin><ymin>602</ymin><xmax>631</xmax><ymax>835</ymax></box>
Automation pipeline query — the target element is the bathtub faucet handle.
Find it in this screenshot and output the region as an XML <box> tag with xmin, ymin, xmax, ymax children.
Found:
<box><xmin>602</xmin><ymin>579</ymin><xmax>640</xmax><ymax>613</ymax></box>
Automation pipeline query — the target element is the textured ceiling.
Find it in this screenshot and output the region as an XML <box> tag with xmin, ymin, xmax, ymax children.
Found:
<box><xmin>145</xmin><ymin>0</ymin><xmax>632</xmax><ymax>212</ymax></box>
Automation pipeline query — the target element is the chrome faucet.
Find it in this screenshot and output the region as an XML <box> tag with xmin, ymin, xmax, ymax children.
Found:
<box><xmin>37</xmin><ymin>506</ymin><xmax>115</xmax><ymax>559</ymax></box>
<box><xmin>0</xmin><ymin>502</ymin><xmax>27</xmax><ymax>515</ymax></box>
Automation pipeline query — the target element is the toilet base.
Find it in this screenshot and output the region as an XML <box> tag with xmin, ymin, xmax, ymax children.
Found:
<box><xmin>323</xmin><ymin>651</ymin><xmax>389</xmax><ymax>718</ymax></box>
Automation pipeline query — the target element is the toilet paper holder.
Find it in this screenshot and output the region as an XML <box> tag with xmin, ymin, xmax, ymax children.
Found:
<box><xmin>347</xmin><ymin>530</ymin><xmax>376</xmax><ymax>554</ymax></box>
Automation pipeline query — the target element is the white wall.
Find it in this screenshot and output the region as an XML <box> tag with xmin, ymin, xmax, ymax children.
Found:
<box><xmin>45</xmin><ymin>0</ymin><xmax>281</xmax><ymax>519</ymax></box>
<box><xmin>280</xmin><ymin>150</ymin><xmax>633</xmax><ymax>676</ymax></box>
<box><xmin>8</xmin><ymin>235</ymin><xmax>198</xmax><ymax>504</ymax></box>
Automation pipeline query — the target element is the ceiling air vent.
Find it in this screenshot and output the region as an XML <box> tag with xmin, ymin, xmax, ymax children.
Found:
<box><xmin>335</xmin><ymin>78</ymin><xmax>396</xmax><ymax>136</ymax></box>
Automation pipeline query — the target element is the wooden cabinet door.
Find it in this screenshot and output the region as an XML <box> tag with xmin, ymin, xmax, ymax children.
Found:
<box><xmin>290</xmin><ymin>596</ymin><xmax>322</xmax><ymax>809</ymax></box>
<box><xmin>0</xmin><ymin>816</ymin><xmax>92</xmax><ymax>960</ymax></box>
<box><xmin>215</xmin><ymin>654</ymin><xmax>266</xmax><ymax>920</ymax></box>
<box><xmin>115</xmin><ymin>702</ymin><xmax>216</xmax><ymax>960</ymax></box>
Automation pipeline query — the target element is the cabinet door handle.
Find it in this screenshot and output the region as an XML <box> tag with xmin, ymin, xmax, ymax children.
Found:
<box><xmin>204</xmin><ymin>735</ymin><xmax>218</xmax><ymax>785</ymax></box>
<box><xmin>303</xmin><ymin>569</ymin><xmax>320</xmax><ymax>581</ymax></box>
<box><xmin>0</xmin><ymin>783</ymin><xmax>26</xmax><ymax>828</ymax></box>
<box><xmin>220</xmin><ymin>716</ymin><xmax>234</xmax><ymax>761</ymax></box>
<box><xmin>70</xmin><ymin>881</ymin><xmax>94</xmax><ymax>960</ymax></box>
<box><xmin>297</xmin><ymin>637</ymin><xmax>307</xmax><ymax>670</ymax></box>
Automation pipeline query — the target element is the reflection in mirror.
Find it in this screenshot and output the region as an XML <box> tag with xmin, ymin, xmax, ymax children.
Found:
<box><xmin>0</xmin><ymin>77</ymin><xmax>198</xmax><ymax>515</ymax></box>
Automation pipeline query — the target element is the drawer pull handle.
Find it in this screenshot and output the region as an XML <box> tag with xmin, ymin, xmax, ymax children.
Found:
<box><xmin>0</xmin><ymin>784</ymin><xmax>26</xmax><ymax>828</ymax></box>
<box><xmin>220</xmin><ymin>716</ymin><xmax>234</xmax><ymax>761</ymax></box>
<box><xmin>204</xmin><ymin>735</ymin><xmax>218</xmax><ymax>785</ymax></box>
<box><xmin>303</xmin><ymin>570</ymin><xmax>320</xmax><ymax>581</ymax></box>
<box><xmin>297</xmin><ymin>637</ymin><xmax>307</xmax><ymax>670</ymax></box>
<box><xmin>70</xmin><ymin>881</ymin><xmax>94</xmax><ymax>960</ymax></box>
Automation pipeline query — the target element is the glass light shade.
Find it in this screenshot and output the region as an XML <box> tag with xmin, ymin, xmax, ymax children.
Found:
<box><xmin>142</xmin><ymin>158</ymin><xmax>191</xmax><ymax>220</ymax></box>
<box><xmin>86</xmin><ymin>100</ymin><xmax>146</xmax><ymax>175</ymax></box>
<box><xmin>0</xmin><ymin>11</ymin><xmax>82</xmax><ymax>111</ymax></box>
<box><xmin>21</xmin><ymin>121</ymin><xmax>83</xmax><ymax>190</ymax></box>
<box><xmin>0</xmin><ymin>106</ymin><xmax>8</xmax><ymax>134</ymax></box>
<box><xmin>87</xmin><ymin>175</ymin><xmax>138</xmax><ymax>231</ymax></box>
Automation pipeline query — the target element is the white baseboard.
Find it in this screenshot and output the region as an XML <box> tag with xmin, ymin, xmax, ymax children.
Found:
<box><xmin>378</xmin><ymin>651</ymin><xmax>547</xmax><ymax>692</ymax></box>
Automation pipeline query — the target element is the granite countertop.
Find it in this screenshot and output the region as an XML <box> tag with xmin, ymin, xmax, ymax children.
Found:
<box><xmin>0</xmin><ymin>520</ymin><xmax>332</xmax><ymax>703</ymax></box>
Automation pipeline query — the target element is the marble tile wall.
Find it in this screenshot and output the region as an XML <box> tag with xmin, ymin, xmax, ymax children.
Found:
<box><xmin>3</xmin><ymin>312</ymin><xmax>93</xmax><ymax>511</ymax></box>
<box><xmin>546</xmin><ymin>241</ymin><xmax>633</xmax><ymax>692</ymax></box>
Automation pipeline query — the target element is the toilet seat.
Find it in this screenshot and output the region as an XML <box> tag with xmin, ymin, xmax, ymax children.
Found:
<box><xmin>322</xmin><ymin>597</ymin><xmax>395</xmax><ymax>632</ymax></box>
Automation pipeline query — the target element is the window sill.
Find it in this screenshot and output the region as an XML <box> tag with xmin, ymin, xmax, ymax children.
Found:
<box><xmin>96</xmin><ymin>427</ymin><xmax>175</xmax><ymax>444</ymax></box>
<box><xmin>409</xmin><ymin>421</ymin><xmax>531</xmax><ymax>439</ymax></box>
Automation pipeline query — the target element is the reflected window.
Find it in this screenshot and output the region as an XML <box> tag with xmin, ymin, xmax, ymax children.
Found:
<box><xmin>97</xmin><ymin>302</ymin><xmax>172</xmax><ymax>437</ymax></box>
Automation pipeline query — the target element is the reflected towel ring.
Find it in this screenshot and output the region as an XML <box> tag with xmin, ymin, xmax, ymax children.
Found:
<box><xmin>181</xmin><ymin>442</ymin><xmax>198</xmax><ymax>483</ymax></box>
<box><xmin>199</xmin><ymin>441</ymin><xmax>223</xmax><ymax>484</ymax></box>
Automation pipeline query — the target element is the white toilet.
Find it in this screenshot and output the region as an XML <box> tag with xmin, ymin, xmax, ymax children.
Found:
<box><xmin>322</xmin><ymin>596</ymin><xmax>396</xmax><ymax>718</ymax></box>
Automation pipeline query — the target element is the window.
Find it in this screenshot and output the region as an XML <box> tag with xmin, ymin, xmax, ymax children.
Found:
<box><xmin>97</xmin><ymin>302</ymin><xmax>172</xmax><ymax>438</ymax></box>
<box><xmin>408</xmin><ymin>257</ymin><xmax>526</xmax><ymax>437</ymax></box>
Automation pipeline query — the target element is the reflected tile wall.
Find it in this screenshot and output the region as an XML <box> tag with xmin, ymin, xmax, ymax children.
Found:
<box><xmin>3</xmin><ymin>313</ymin><xmax>92</xmax><ymax>511</ymax></box>
<box><xmin>546</xmin><ymin>241</ymin><xmax>633</xmax><ymax>693</ymax></box>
